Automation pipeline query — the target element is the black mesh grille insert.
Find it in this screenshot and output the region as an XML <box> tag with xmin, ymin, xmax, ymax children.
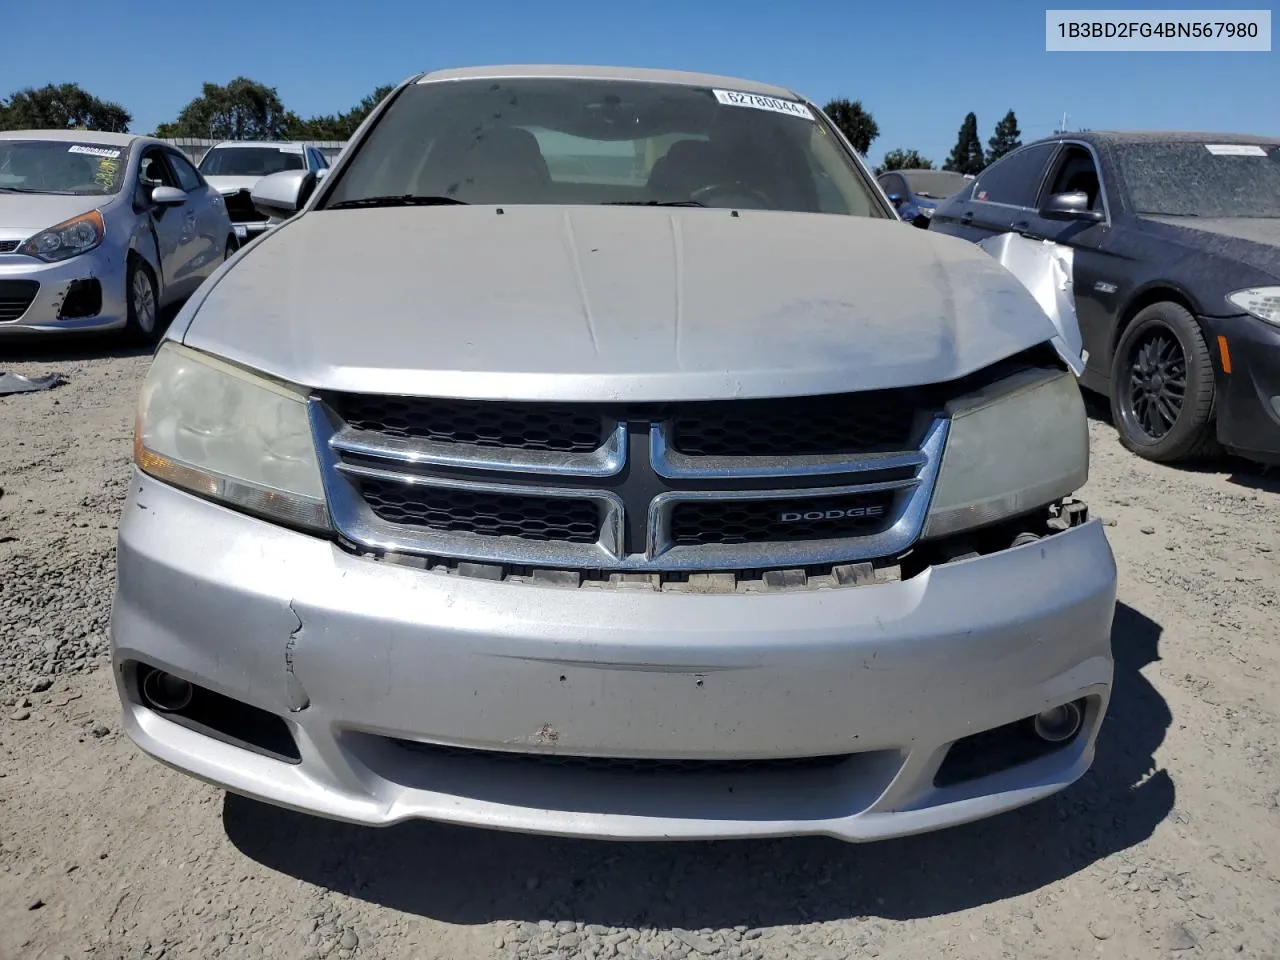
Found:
<box><xmin>671</xmin><ymin>394</ymin><xmax>917</xmax><ymax>456</ymax></box>
<box><xmin>335</xmin><ymin>395</ymin><xmax>606</xmax><ymax>452</ymax></box>
<box><xmin>0</xmin><ymin>279</ymin><xmax>38</xmax><ymax>322</ymax></box>
<box><xmin>395</xmin><ymin>739</ymin><xmax>852</xmax><ymax>774</ymax></box>
<box><xmin>671</xmin><ymin>490</ymin><xmax>897</xmax><ymax>546</ymax></box>
<box><xmin>223</xmin><ymin>190</ymin><xmax>263</xmax><ymax>223</ymax></box>
<box><xmin>358</xmin><ymin>478</ymin><xmax>601</xmax><ymax>542</ymax></box>
<box><xmin>0</xmin><ymin>240</ymin><xmax>19</xmax><ymax>254</ymax></box>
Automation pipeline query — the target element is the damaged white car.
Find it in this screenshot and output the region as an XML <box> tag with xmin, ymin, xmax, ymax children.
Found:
<box><xmin>111</xmin><ymin>65</ymin><xmax>1116</xmax><ymax>843</ymax></box>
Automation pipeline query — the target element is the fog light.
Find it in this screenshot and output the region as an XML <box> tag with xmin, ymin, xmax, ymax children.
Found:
<box><xmin>1031</xmin><ymin>701</ymin><xmax>1084</xmax><ymax>743</ymax></box>
<box><xmin>141</xmin><ymin>669</ymin><xmax>193</xmax><ymax>713</ymax></box>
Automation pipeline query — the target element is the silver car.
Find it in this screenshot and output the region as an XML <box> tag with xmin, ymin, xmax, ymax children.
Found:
<box><xmin>111</xmin><ymin>65</ymin><xmax>1117</xmax><ymax>843</ymax></box>
<box><xmin>0</xmin><ymin>130</ymin><xmax>236</xmax><ymax>341</ymax></box>
<box><xmin>197</xmin><ymin>141</ymin><xmax>330</xmax><ymax>245</ymax></box>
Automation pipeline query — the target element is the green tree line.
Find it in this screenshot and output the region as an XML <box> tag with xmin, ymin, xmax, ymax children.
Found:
<box><xmin>1</xmin><ymin>81</ymin><xmax>1026</xmax><ymax>176</ymax></box>
<box><xmin>0</xmin><ymin>79</ymin><xmax>395</xmax><ymax>141</ymax></box>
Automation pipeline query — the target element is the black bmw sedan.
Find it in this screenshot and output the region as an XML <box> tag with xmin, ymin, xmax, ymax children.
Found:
<box><xmin>929</xmin><ymin>130</ymin><xmax>1280</xmax><ymax>465</ymax></box>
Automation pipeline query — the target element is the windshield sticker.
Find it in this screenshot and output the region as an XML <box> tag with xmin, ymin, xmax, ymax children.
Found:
<box><xmin>68</xmin><ymin>144</ymin><xmax>122</xmax><ymax>159</ymax></box>
<box><xmin>713</xmin><ymin>89</ymin><xmax>813</xmax><ymax>121</ymax></box>
<box><xmin>278</xmin><ymin>145</ymin><xmax>304</xmax><ymax>154</ymax></box>
<box><xmin>1204</xmin><ymin>144</ymin><xmax>1268</xmax><ymax>156</ymax></box>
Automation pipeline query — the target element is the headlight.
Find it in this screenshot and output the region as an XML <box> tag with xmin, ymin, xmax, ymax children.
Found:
<box><xmin>134</xmin><ymin>342</ymin><xmax>330</xmax><ymax>532</ymax></box>
<box><xmin>1227</xmin><ymin>287</ymin><xmax>1280</xmax><ymax>326</ymax></box>
<box><xmin>924</xmin><ymin>367</ymin><xmax>1088</xmax><ymax>539</ymax></box>
<box><xmin>18</xmin><ymin>210</ymin><xmax>105</xmax><ymax>262</ymax></box>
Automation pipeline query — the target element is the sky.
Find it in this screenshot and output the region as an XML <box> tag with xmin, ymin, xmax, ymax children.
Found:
<box><xmin>4</xmin><ymin>0</ymin><xmax>1277</xmax><ymax>167</ymax></box>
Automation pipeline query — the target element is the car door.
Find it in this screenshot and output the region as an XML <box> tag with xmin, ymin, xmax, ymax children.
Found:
<box><xmin>933</xmin><ymin>142</ymin><xmax>1060</xmax><ymax>243</ymax></box>
<box><xmin>166</xmin><ymin>148</ymin><xmax>226</xmax><ymax>278</ymax></box>
<box><xmin>1018</xmin><ymin>142</ymin><xmax>1121</xmax><ymax>389</ymax></box>
<box><xmin>136</xmin><ymin>147</ymin><xmax>197</xmax><ymax>303</ymax></box>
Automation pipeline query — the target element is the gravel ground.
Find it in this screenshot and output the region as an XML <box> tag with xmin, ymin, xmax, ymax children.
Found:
<box><xmin>2</xmin><ymin>339</ymin><xmax>1279</xmax><ymax>960</ymax></box>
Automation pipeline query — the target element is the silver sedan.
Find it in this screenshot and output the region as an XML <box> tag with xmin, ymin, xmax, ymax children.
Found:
<box><xmin>0</xmin><ymin>130</ymin><xmax>235</xmax><ymax>341</ymax></box>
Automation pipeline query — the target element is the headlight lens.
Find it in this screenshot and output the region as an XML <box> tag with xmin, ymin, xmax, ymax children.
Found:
<box><xmin>924</xmin><ymin>367</ymin><xmax>1088</xmax><ymax>539</ymax></box>
<box><xmin>134</xmin><ymin>342</ymin><xmax>330</xmax><ymax>532</ymax></box>
<box><xmin>1226</xmin><ymin>287</ymin><xmax>1280</xmax><ymax>326</ymax></box>
<box><xmin>18</xmin><ymin>210</ymin><xmax>105</xmax><ymax>262</ymax></box>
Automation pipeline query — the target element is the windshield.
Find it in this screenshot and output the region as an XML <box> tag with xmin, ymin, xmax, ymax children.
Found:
<box><xmin>903</xmin><ymin>170</ymin><xmax>972</xmax><ymax>200</ymax></box>
<box><xmin>0</xmin><ymin>140</ymin><xmax>130</xmax><ymax>195</ymax></box>
<box><xmin>323</xmin><ymin>78</ymin><xmax>885</xmax><ymax>216</ymax></box>
<box><xmin>198</xmin><ymin>146</ymin><xmax>306</xmax><ymax>177</ymax></box>
<box><xmin>1117</xmin><ymin>141</ymin><xmax>1280</xmax><ymax>218</ymax></box>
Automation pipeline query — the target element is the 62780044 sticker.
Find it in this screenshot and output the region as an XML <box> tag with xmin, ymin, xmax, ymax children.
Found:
<box><xmin>712</xmin><ymin>89</ymin><xmax>813</xmax><ymax>121</ymax></box>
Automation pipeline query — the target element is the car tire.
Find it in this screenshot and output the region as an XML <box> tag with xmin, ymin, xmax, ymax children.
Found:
<box><xmin>1109</xmin><ymin>301</ymin><xmax>1220</xmax><ymax>463</ymax></box>
<box><xmin>125</xmin><ymin>256</ymin><xmax>160</xmax><ymax>346</ymax></box>
<box><xmin>225</xmin><ymin>237</ymin><xmax>237</xmax><ymax>259</ymax></box>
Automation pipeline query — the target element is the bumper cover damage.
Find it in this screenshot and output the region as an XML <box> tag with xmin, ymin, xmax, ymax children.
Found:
<box><xmin>111</xmin><ymin>474</ymin><xmax>1117</xmax><ymax>842</ymax></box>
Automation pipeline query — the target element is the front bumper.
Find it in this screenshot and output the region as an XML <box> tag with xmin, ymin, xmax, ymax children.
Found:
<box><xmin>1203</xmin><ymin>313</ymin><xmax>1280</xmax><ymax>464</ymax></box>
<box><xmin>0</xmin><ymin>248</ymin><xmax>128</xmax><ymax>335</ymax></box>
<box><xmin>111</xmin><ymin>473</ymin><xmax>1117</xmax><ymax>842</ymax></box>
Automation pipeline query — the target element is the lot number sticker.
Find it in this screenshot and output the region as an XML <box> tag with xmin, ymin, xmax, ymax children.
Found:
<box><xmin>1204</xmin><ymin>144</ymin><xmax>1268</xmax><ymax>156</ymax></box>
<box><xmin>68</xmin><ymin>145</ymin><xmax>122</xmax><ymax>159</ymax></box>
<box><xmin>713</xmin><ymin>89</ymin><xmax>813</xmax><ymax>121</ymax></box>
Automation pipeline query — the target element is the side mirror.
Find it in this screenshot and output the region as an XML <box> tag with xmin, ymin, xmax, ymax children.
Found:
<box><xmin>150</xmin><ymin>185</ymin><xmax>187</xmax><ymax>206</ymax></box>
<box><xmin>251</xmin><ymin>169</ymin><xmax>315</xmax><ymax>221</ymax></box>
<box><xmin>1040</xmin><ymin>190</ymin><xmax>1104</xmax><ymax>222</ymax></box>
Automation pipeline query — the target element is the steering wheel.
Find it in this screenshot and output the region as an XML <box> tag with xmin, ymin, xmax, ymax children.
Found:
<box><xmin>689</xmin><ymin>181</ymin><xmax>774</xmax><ymax>209</ymax></box>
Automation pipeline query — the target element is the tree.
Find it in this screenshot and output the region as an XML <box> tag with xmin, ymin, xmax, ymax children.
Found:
<box><xmin>986</xmin><ymin>109</ymin><xmax>1022</xmax><ymax>164</ymax></box>
<box><xmin>1</xmin><ymin>83</ymin><xmax>130</xmax><ymax>132</ymax></box>
<box><xmin>287</xmin><ymin>84</ymin><xmax>396</xmax><ymax>141</ymax></box>
<box><xmin>875</xmin><ymin>148</ymin><xmax>933</xmax><ymax>175</ymax></box>
<box><xmin>154</xmin><ymin>78</ymin><xmax>291</xmax><ymax>140</ymax></box>
<box><xmin>821</xmin><ymin>98</ymin><xmax>879</xmax><ymax>155</ymax></box>
<box><xmin>943</xmin><ymin>112</ymin><xmax>985</xmax><ymax>175</ymax></box>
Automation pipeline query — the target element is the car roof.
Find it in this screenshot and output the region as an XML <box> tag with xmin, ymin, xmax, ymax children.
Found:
<box><xmin>0</xmin><ymin>129</ymin><xmax>139</xmax><ymax>147</ymax></box>
<box><xmin>414</xmin><ymin>64</ymin><xmax>801</xmax><ymax>101</ymax></box>
<box><xmin>1028</xmin><ymin>129</ymin><xmax>1280</xmax><ymax>147</ymax></box>
<box><xmin>208</xmin><ymin>140</ymin><xmax>308</xmax><ymax>149</ymax></box>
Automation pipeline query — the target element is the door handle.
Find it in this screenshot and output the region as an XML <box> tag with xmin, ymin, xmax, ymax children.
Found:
<box><xmin>1011</xmin><ymin>219</ymin><xmax>1036</xmax><ymax>237</ymax></box>
<box><xmin>959</xmin><ymin>211</ymin><xmax>974</xmax><ymax>224</ymax></box>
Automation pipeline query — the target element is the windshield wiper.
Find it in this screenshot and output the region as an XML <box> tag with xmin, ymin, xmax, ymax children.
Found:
<box><xmin>604</xmin><ymin>200</ymin><xmax>707</xmax><ymax>207</ymax></box>
<box><xmin>0</xmin><ymin>186</ymin><xmax>76</xmax><ymax>195</ymax></box>
<box><xmin>327</xmin><ymin>194</ymin><xmax>468</xmax><ymax>210</ymax></box>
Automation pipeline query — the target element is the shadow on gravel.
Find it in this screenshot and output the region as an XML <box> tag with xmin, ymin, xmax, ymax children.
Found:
<box><xmin>0</xmin><ymin>334</ymin><xmax>152</xmax><ymax>364</ymax></box>
<box><xmin>1083</xmin><ymin>390</ymin><xmax>1280</xmax><ymax>495</ymax></box>
<box><xmin>223</xmin><ymin>602</ymin><xmax>1172</xmax><ymax>926</ymax></box>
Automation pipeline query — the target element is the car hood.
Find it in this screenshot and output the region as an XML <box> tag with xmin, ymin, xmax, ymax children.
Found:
<box><xmin>181</xmin><ymin>205</ymin><xmax>1065</xmax><ymax>402</ymax></box>
<box><xmin>0</xmin><ymin>192</ymin><xmax>113</xmax><ymax>239</ymax></box>
<box><xmin>204</xmin><ymin>176</ymin><xmax>262</xmax><ymax>195</ymax></box>
<box><xmin>1141</xmin><ymin>216</ymin><xmax>1280</xmax><ymax>280</ymax></box>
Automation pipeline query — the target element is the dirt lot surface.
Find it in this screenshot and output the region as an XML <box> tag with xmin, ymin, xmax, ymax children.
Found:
<box><xmin>2</xmin><ymin>341</ymin><xmax>1279</xmax><ymax>960</ymax></box>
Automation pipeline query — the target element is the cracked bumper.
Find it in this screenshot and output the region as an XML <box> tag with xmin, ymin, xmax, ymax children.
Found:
<box><xmin>110</xmin><ymin>473</ymin><xmax>1117</xmax><ymax>842</ymax></box>
<box><xmin>0</xmin><ymin>248</ymin><xmax>127</xmax><ymax>335</ymax></box>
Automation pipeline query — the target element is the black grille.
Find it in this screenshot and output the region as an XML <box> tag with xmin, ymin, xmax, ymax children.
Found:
<box><xmin>58</xmin><ymin>279</ymin><xmax>102</xmax><ymax>319</ymax></box>
<box><xmin>395</xmin><ymin>739</ymin><xmax>852</xmax><ymax>774</ymax></box>
<box><xmin>0</xmin><ymin>280</ymin><xmax>38</xmax><ymax>322</ymax></box>
<box><xmin>671</xmin><ymin>490</ymin><xmax>897</xmax><ymax>546</ymax></box>
<box><xmin>671</xmin><ymin>394</ymin><xmax>917</xmax><ymax>456</ymax></box>
<box><xmin>358</xmin><ymin>478</ymin><xmax>601</xmax><ymax>542</ymax></box>
<box><xmin>335</xmin><ymin>395</ymin><xmax>606</xmax><ymax>452</ymax></box>
<box><xmin>223</xmin><ymin>190</ymin><xmax>263</xmax><ymax>223</ymax></box>
<box><xmin>0</xmin><ymin>240</ymin><xmax>19</xmax><ymax>253</ymax></box>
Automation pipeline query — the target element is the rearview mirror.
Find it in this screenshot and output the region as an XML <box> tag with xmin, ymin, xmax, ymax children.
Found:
<box><xmin>1040</xmin><ymin>190</ymin><xmax>1104</xmax><ymax>222</ymax></box>
<box><xmin>251</xmin><ymin>169</ymin><xmax>316</xmax><ymax>221</ymax></box>
<box><xmin>150</xmin><ymin>185</ymin><xmax>187</xmax><ymax>206</ymax></box>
